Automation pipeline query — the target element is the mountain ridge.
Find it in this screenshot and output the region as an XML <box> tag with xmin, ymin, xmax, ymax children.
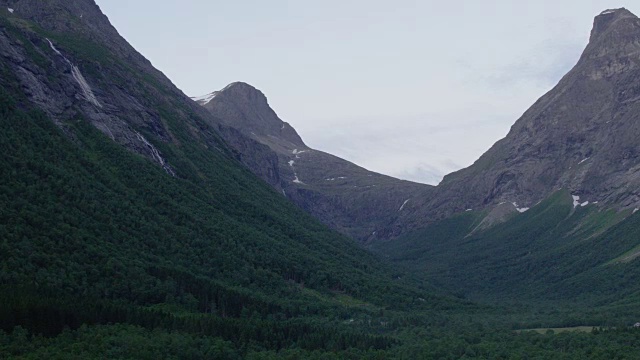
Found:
<box><xmin>0</xmin><ymin>1</ymin><xmax>454</xmax><ymax>356</ymax></box>
<box><xmin>5</xmin><ymin>2</ymin><xmax>640</xmax><ymax>357</ymax></box>
<box><xmin>195</xmin><ymin>81</ymin><xmax>434</xmax><ymax>242</ymax></box>
<box><xmin>190</xmin><ymin>7</ymin><xmax>640</xmax><ymax>241</ymax></box>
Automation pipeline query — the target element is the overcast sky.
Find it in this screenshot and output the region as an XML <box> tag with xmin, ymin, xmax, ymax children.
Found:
<box><xmin>95</xmin><ymin>1</ymin><xmax>636</xmax><ymax>185</ymax></box>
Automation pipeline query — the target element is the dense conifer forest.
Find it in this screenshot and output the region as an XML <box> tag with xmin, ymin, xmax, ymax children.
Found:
<box><xmin>4</xmin><ymin>3</ymin><xmax>640</xmax><ymax>358</ymax></box>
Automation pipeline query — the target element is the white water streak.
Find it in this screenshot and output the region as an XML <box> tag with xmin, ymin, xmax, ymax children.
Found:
<box><xmin>46</xmin><ymin>38</ymin><xmax>101</xmax><ymax>108</ymax></box>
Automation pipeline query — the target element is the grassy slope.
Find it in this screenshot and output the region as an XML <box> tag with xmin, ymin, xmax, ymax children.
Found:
<box><xmin>374</xmin><ymin>189</ymin><xmax>640</xmax><ymax>326</ymax></box>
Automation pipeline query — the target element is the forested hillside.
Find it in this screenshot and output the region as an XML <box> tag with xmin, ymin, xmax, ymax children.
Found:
<box><xmin>373</xmin><ymin>191</ymin><xmax>640</xmax><ymax>327</ymax></box>
<box><xmin>0</xmin><ymin>32</ymin><xmax>445</xmax><ymax>355</ymax></box>
<box><xmin>3</xmin><ymin>1</ymin><xmax>640</xmax><ymax>358</ymax></box>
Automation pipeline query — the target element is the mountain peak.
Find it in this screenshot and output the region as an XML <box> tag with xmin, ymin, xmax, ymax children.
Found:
<box><xmin>596</xmin><ymin>8</ymin><xmax>635</xmax><ymax>18</ymax></box>
<box><xmin>220</xmin><ymin>81</ymin><xmax>257</xmax><ymax>93</ymax></box>
<box><xmin>590</xmin><ymin>8</ymin><xmax>638</xmax><ymax>42</ymax></box>
<box><xmin>191</xmin><ymin>82</ymin><xmax>263</xmax><ymax>104</ymax></box>
<box><xmin>194</xmin><ymin>82</ymin><xmax>306</xmax><ymax>148</ymax></box>
<box><xmin>191</xmin><ymin>82</ymin><xmax>257</xmax><ymax>106</ymax></box>
<box><xmin>426</xmin><ymin>7</ymin><xmax>640</xmax><ymax>225</ymax></box>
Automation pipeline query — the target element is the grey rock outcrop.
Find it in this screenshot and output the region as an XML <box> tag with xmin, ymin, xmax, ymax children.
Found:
<box><xmin>0</xmin><ymin>0</ymin><xmax>226</xmax><ymax>176</ymax></box>
<box><xmin>195</xmin><ymin>82</ymin><xmax>434</xmax><ymax>241</ymax></box>
<box><xmin>196</xmin><ymin>8</ymin><xmax>640</xmax><ymax>240</ymax></box>
<box><xmin>9</xmin><ymin>1</ymin><xmax>640</xmax><ymax>243</ymax></box>
<box><xmin>396</xmin><ymin>8</ymin><xmax>640</xmax><ymax>234</ymax></box>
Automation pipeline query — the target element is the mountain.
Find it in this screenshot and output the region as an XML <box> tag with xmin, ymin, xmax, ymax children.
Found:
<box><xmin>5</xmin><ymin>1</ymin><xmax>640</xmax><ymax>357</ymax></box>
<box><xmin>0</xmin><ymin>0</ymin><xmax>209</xmax><ymax>176</ymax></box>
<box><xmin>0</xmin><ymin>0</ymin><xmax>458</xmax><ymax>357</ymax></box>
<box><xmin>189</xmin><ymin>8</ymin><xmax>640</xmax><ymax>315</ymax></box>
<box><xmin>194</xmin><ymin>82</ymin><xmax>434</xmax><ymax>242</ymax></box>
<box><xmin>396</xmin><ymin>8</ymin><xmax>640</xmax><ymax>230</ymax></box>
<box><xmin>372</xmin><ymin>8</ymin><xmax>640</xmax><ymax>320</ymax></box>
<box><xmin>193</xmin><ymin>8</ymin><xmax>640</xmax><ymax>241</ymax></box>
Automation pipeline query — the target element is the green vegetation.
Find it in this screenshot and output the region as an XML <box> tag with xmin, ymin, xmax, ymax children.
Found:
<box><xmin>518</xmin><ymin>326</ymin><xmax>595</xmax><ymax>334</ymax></box>
<box><xmin>4</xmin><ymin>10</ymin><xmax>640</xmax><ymax>358</ymax></box>
<box><xmin>375</xmin><ymin>189</ymin><xmax>640</xmax><ymax>328</ymax></box>
<box><xmin>0</xmin><ymin>58</ymin><xmax>421</xmax><ymax>355</ymax></box>
<box><xmin>0</xmin><ymin>27</ymin><xmax>436</xmax><ymax>356</ymax></box>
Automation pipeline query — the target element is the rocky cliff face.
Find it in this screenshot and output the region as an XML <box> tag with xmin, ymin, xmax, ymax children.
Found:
<box><xmin>373</xmin><ymin>8</ymin><xmax>640</xmax><ymax>238</ymax></box>
<box><xmin>0</xmin><ymin>0</ymin><xmax>428</xmax><ymax>243</ymax></box>
<box><xmin>196</xmin><ymin>8</ymin><xmax>640</xmax><ymax>241</ymax></box>
<box><xmin>200</xmin><ymin>82</ymin><xmax>306</xmax><ymax>149</ymax></box>
<box><xmin>195</xmin><ymin>83</ymin><xmax>434</xmax><ymax>241</ymax></box>
<box><xmin>412</xmin><ymin>8</ymin><xmax>640</xmax><ymax>218</ymax></box>
<box><xmin>13</xmin><ymin>1</ymin><xmax>639</xmax><ymax>243</ymax></box>
<box><xmin>0</xmin><ymin>0</ymin><xmax>229</xmax><ymax>177</ymax></box>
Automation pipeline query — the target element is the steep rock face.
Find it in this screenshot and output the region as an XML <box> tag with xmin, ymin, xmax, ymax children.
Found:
<box><xmin>196</xmin><ymin>9</ymin><xmax>640</xmax><ymax>240</ymax></box>
<box><xmin>2</xmin><ymin>0</ymin><xmax>431</xmax><ymax>243</ymax></box>
<box><xmin>216</xmin><ymin>124</ymin><xmax>282</xmax><ymax>187</ymax></box>
<box><xmin>201</xmin><ymin>82</ymin><xmax>306</xmax><ymax>148</ymax></box>
<box><xmin>0</xmin><ymin>0</ymin><xmax>172</xmax><ymax>88</ymax></box>
<box><xmin>0</xmin><ymin>0</ymin><xmax>225</xmax><ymax>176</ymax></box>
<box><xmin>195</xmin><ymin>83</ymin><xmax>434</xmax><ymax>241</ymax></box>
<box><xmin>392</xmin><ymin>8</ymin><xmax>640</xmax><ymax>235</ymax></box>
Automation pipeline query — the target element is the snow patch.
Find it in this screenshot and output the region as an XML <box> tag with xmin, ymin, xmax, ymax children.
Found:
<box><xmin>288</xmin><ymin>159</ymin><xmax>303</xmax><ymax>184</ymax></box>
<box><xmin>292</xmin><ymin>149</ymin><xmax>308</xmax><ymax>158</ymax></box>
<box><xmin>601</xmin><ymin>9</ymin><xmax>616</xmax><ymax>15</ymax></box>
<box><xmin>572</xmin><ymin>195</ymin><xmax>580</xmax><ymax>208</ymax></box>
<box><xmin>398</xmin><ymin>199</ymin><xmax>410</xmax><ymax>211</ymax></box>
<box><xmin>466</xmin><ymin>209</ymin><xmax>473</xmax><ymax>212</ymax></box>
<box><xmin>7</xmin><ymin>8</ymin><xmax>14</xmax><ymax>13</ymax></box>
<box><xmin>281</xmin><ymin>123</ymin><xmax>285</xmax><ymax>130</ymax></box>
<box><xmin>578</xmin><ymin>157</ymin><xmax>590</xmax><ymax>165</ymax></box>
<box><xmin>634</xmin><ymin>208</ymin><xmax>639</xmax><ymax>214</ymax></box>
<box><xmin>571</xmin><ymin>195</ymin><xmax>589</xmax><ymax>208</ymax></box>
<box><xmin>512</xmin><ymin>202</ymin><xmax>529</xmax><ymax>213</ymax></box>
<box><xmin>191</xmin><ymin>92</ymin><xmax>219</xmax><ymax>105</ymax></box>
